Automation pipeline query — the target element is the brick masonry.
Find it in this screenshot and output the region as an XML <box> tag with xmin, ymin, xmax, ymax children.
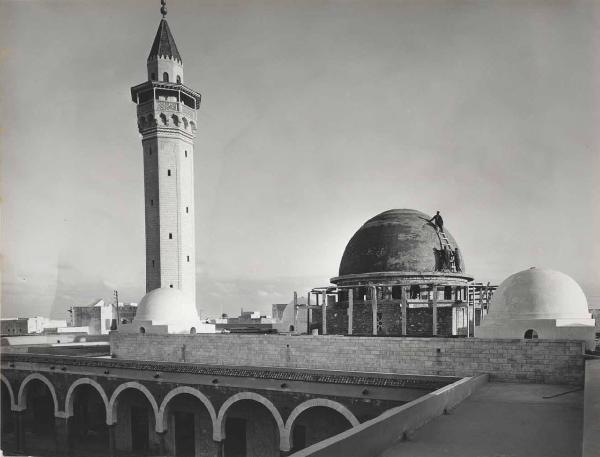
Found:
<box><xmin>310</xmin><ymin>302</ymin><xmax>453</xmax><ymax>337</ymax></box>
<box><xmin>110</xmin><ymin>333</ymin><xmax>586</xmax><ymax>385</ymax></box>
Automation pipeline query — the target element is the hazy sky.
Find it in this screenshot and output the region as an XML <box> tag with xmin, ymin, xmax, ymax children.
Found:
<box><xmin>1</xmin><ymin>0</ymin><xmax>599</xmax><ymax>319</ymax></box>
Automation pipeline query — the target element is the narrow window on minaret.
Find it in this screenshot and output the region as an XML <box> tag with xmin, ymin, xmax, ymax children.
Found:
<box><xmin>177</xmin><ymin>75</ymin><xmax>181</xmax><ymax>84</ymax></box>
<box><xmin>186</xmin><ymin>207</ymin><xmax>189</xmax><ymax>213</ymax></box>
<box><xmin>152</xmin><ymin>260</ymin><xmax>155</xmax><ymax>268</ymax></box>
<box><xmin>149</xmin><ymin>148</ymin><xmax>152</xmax><ymax>155</ymax></box>
<box><xmin>169</xmin><ymin>233</ymin><xmax>173</xmax><ymax>239</ymax></box>
<box><xmin>150</xmin><ymin>199</ymin><xmax>153</xmax><ymax>206</ymax></box>
<box><xmin>163</xmin><ymin>72</ymin><xmax>169</xmax><ymax>82</ymax></box>
<box><xmin>170</xmin><ymin>284</ymin><xmax>173</xmax><ymax>288</ymax></box>
<box><xmin>187</xmin><ymin>256</ymin><xmax>190</xmax><ymax>262</ymax></box>
<box><xmin>168</xmin><ymin>170</ymin><xmax>171</xmax><ymax>176</ymax></box>
<box><xmin>185</xmin><ymin>150</ymin><xmax>188</xmax><ymax>158</ymax></box>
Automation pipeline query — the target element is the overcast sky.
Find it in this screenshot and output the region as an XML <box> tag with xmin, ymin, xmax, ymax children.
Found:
<box><xmin>1</xmin><ymin>0</ymin><xmax>599</xmax><ymax>319</ymax></box>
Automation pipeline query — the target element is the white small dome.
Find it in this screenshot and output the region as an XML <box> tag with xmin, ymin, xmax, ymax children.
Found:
<box><xmin>488</xmin><ymin>268</ymin><xmax>590</xmax><ymax>320</ymax></box>
<box><xmin>134</xmin><ymin>287</ymin><xmax>199</xmax><ymax>326</ymax></box>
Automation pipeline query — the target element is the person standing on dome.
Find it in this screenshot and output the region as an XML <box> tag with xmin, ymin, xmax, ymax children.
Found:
<box><xmin>429</xmin><ymin>211</ymin><xmax>444</xmax><ymax>233</ymax></box>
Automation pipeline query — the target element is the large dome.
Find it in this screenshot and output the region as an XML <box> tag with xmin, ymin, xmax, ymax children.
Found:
<box><xmin>488</xmin><ymin>268</ymin><xmax>590</xmax><ymax>320</ymax></box>
<box><xmin>134</xmin><ymin>287</ymin><xmax>200</xmax><ymax>326</ymax></box>
<box><xmin>338</xmin><ymin>209</ymin><xmax>466</xmax><ymax>276</ymax></box>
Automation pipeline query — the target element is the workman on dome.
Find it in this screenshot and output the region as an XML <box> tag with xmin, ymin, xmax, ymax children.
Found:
<box><xmin>429</xmin><ymin>211</ymin><xmax>444</xmax><ymax>233</ymax></box>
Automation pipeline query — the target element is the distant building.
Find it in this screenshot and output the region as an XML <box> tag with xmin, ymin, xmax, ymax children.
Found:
<box><xmin>1</xmin><ymin>317</ymin><xmax>67</xmax><ymax>336</ymax></box>
<box><xmin>209</xmin><ymin>308</ymin><xmax>281</xmax><ymax>333</ymax></box>
<box><xmin>227</xmin><ymin>309</ymin><xmax>273</xmax><ymax>323</ymax></box>
<box><xmin>272</xmin><ymin>296</ymin><xmax>309</xmax><ymax>333</ymax></box>
<box><xmin>1</xmin><ymin>318</ymin><xmax>28</xmax><ymax>335</ymax></box>
<box><xmin>69</xmin><ymin>299</ymin><xmax>138</xmax><ymax>335</ymax></box>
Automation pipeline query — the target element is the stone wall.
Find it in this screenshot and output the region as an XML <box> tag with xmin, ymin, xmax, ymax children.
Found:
<box><xmin>110</xmin><ymin>333</ymin><xmax>586</xmax><ymax>385</ymax></box>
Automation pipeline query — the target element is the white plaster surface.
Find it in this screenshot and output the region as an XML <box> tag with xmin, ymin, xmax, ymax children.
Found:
<box><xmin>476</xmin><ymin>268</ymin><xmax>595</xmax><ymax>347</ymax></box>
<box><xmin>123</xmin><ymin>288</ymin><xmax>214</xmax><ymax>334</ymax></box>
<box><xmin>486</xmin><ymin>267</ymin><xmax>591</xmax><ymax>319</ymax></box>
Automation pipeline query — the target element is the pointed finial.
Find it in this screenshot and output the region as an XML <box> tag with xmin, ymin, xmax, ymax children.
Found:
<box><xmin>160</xmin><ymin>0</ymin><xmax>167</xmax><ymax>18</ymax></box>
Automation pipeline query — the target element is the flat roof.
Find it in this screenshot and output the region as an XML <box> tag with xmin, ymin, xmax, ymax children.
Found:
<box><xmin>380</xmin><ymin>382</ymin><xmax>583</xmax><ymax>457</ymax></box>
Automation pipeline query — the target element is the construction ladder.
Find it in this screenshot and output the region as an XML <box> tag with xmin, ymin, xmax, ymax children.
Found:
<box><xmin>438</xmin><ymin>231</ymin><xmax>456</xmax><ymax>272</ymax></box>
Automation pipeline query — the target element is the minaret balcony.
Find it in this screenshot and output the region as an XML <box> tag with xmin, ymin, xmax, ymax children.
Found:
<box><xmin>137</xmin><ymin>100</ymin><xmax>197</xmax><ymax>122</ymax></box>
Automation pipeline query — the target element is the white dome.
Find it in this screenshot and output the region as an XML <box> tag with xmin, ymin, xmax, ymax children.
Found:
<box><xmin>134</xmin><ymin>287</ymin><xmax>200</xmax><ymax>326</ymax></box>
<box><xmin>488</xmin><ymin>268</ymin><xmax>590</xmax><ymax>320</ymax></box>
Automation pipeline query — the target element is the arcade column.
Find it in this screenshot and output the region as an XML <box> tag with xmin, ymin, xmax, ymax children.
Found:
<box><xmin>109</xmin><ymin>424</ymin><xmax>117</xmax><ymax>457</ymax></box>
<box><xmin>15</xmin><ymin>410</ymin><xmax>25</xmax><ymax>453</ymax></box>
<box><xmin>347</xmin><ymin>288</ymin><xmax>354</xmax><ymax>335</ymax></box>
<box><xmin>54</xmin><ymin>416</ymin><xmax>72</xmax><ymax>456</ymax></box>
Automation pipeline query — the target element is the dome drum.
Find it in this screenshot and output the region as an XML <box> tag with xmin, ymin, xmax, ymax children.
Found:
<box><xmin>331</xmin><ymin>271</ymin><xmax>473</xmax><ymax>288</ymax></box>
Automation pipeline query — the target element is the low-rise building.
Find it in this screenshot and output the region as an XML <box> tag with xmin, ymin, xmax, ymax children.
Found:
<box><xmin>1</xmin><ymin>317</ymin><xmax>67</xmax><ymax>336</ymax></box>
<box><xmin>272</xmin><ymin>295</ymin><xmax>309</xmax><ymax>333</ymax></box>
<box><xmin>69</xmin><ymin>299</ymin><xmax>138</xmax><ymax>335</ymax></box>
<box><xmin>0</xmin><ymin>318</ymin><xmax>28</xmax><ymax>335</ymax></box>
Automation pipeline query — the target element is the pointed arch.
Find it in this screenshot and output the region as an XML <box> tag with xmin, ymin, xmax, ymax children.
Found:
<box><xmin>0</xmin><ymin>373</ymin><xmax>17</xmax><ymax>410</ymax></box>
<box><xmin>216</xmin><ymin>392</ymin><xmax>285</xmax><ymax>449</ymax></box>
<box><xmin>17</xmin><ymin>373</ymin><xmax>61</xmax><ymax>416</ymax></box>
<box><xmin>64</xmin><ymin>378</ymin><xmax>110</xmax><ymax>422</ymax></box>
<box><xmin>107</xmin><ymin>382</ymin><xmax>159</xmax><ymax>431</ymax></box>
<box><xmin>282</xmin><ymin>398</ymin><xmax>359</xmax><ymax>451</ymax></box>
<box><xmin>157</xmin><ymin>386</ymin><xmax>217</xmax><ymax>436</ymax></box>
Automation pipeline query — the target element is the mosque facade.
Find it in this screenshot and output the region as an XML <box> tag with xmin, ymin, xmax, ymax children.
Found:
<box><xmin>1</xmin><ymin>2</ymin><xmax>597</xmax><ymax>457</ymax></box>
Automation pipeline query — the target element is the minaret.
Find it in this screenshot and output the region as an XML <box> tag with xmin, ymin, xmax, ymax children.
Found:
<box><xmin>131</xmin><ymin>0</ymin><xmax>201</xmax><ymax>307</ymax></box>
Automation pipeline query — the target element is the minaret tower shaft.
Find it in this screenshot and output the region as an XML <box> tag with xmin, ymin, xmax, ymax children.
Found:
<box><xmin>131</xmin><ymin>1</ymin><xmax>201</xmax><ymax>306</ymax></box>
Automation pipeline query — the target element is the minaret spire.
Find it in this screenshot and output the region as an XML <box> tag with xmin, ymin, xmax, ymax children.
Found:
<box><xmin>160</xmin><ymin>0</ymin><xmax>167</xmax><ymax>18</ymax></box>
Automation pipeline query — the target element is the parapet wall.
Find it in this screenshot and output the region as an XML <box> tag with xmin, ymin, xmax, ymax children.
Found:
<box><xmin>110</xmin><ymin>333</ymin><xmax>586</xmax><ymax>385</ymax></box>
<box><xmin>291</xmin><ymin>374</ymin><xmax>489</xmax><ymax>457</ymax></box>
